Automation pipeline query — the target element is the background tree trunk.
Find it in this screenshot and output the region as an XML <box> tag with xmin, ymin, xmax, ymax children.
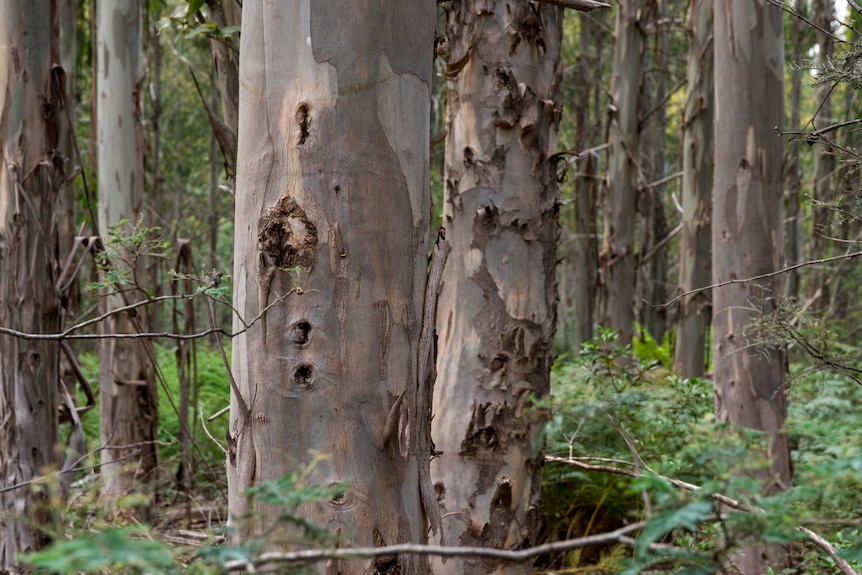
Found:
<box><xmin>430</xmin><ymin>1</ymin><xmax>562</xmax><ymax>573</ymax></box>
<box><xmin>811</xmin><ymin>0</ymin><xmax>835</xmax><ymax>308</ymax></box>
<box><xmin>674</xmin><ymin>0</ymin><xmax>713</xmax><ymax>378</ymax></box>
<box><xmin>0</xmin><ymin>0</ymin><xmax>62</xmax><ymax>567</ymax></box>
<box><xmin>785</xmin><ymin>0</ymin><xmax>806</xmax><ymax>302</ymax></box>
<box><xmin>713</xmin><ymin>1</ymin><xmax>791</xmax><ymax>572</ymax></box>
<box><xmin>97</xmin><ymin>0</ymin><xmax>159</xmax><ymax>496</ymax></box>
<box><xmin>598</xmin><ymin>0</ymin><xmax>651</xmax><ymax>348</ymax></box>
<box><xmin>228</xmin><ymin>2</ymin><xmax>436</xmax><ymax>572</ymax></box>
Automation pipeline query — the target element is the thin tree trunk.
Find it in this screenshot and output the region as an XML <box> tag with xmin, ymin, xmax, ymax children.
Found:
<box><xmin>228</xmin><ymin>2</ymin><xmax>436</xmax><ymax>572</ymax></box>
<box><xmin>571</xmin><ymin>12</ymin><xmax>598</xmax><ymax>351</ymax></box>
<box><xmin>713</xmin><ymin>1</ymin><xmax>791</xmax><ymax>572</ymax></box>
<box><xmin>0</xmin><ymin>1</ymin><xmax>62</xmax><ymax>567</ymax></box>
<box><xmin>785</xmin><ymin>0</ymin><xmax>805</xmax><ymax>301</ymax></box>
<box><xmin>430</xmin><ymin>2</ymin><xmax>561</xmax><ymax>573</ymax></box>
<box><xmin>640</xmin><ymin>3</ymin><xmax>670</xmax><ymax>344</ymax></box>
<box><xmin>97</xmin><ymin>0</ymin><xmax>159</xmax><ymax>496</ymax></box>
<box><xmin>812</xmin><ymin>0</ymin><xmax>835</xmax><ymax>308</ymax></box>
<box><xmin>599</xmin><ymin>0</ymin><xmax>651</xmax><ymax>348</ymax></box>
<box><xmin>674</xmin><ymin>0</ymin><xmax>713</xmax><ymax>378</ymax></box>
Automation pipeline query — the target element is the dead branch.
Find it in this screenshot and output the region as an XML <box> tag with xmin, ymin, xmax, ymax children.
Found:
<box><xmin>532</xmin><ymin>0</ymin><xmax>610</xmax><ymax>11</ymax></box>
<box><xmin>658</xmin><ymin>249</ymin><xmax>862</xmax><ymax>310</ymax></box>
<box><xmin>221</xmin><ymin>521</ymin><xmax>645</xmax><ymax>572</ymax></box>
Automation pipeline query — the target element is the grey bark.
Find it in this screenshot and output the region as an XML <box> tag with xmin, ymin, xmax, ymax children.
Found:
<box><xmin>598</xmin><ymin>0</ymin><xmax>652</xmax><ymax>348</ymax></box>
<box><xmin>785</xmin><ymin>0</ymin><xmax>805</xmax><ymax>302</ymax></box>
<box><xmin>228</xmin><ymin>2</ymin><xmax>437</xmax><ymax>572</ymax></box>
<box><xmin>430</xmin><ymin>2</ymin><xmax>562</xmax><ymax>573</ymax></box>
<box><xmin>674</xmin><ymin>0</ymin><xmax>713</xmax><ymax>378</ymax></box>
<box><xmin>96</xmin><ymin>0</ymin><xmax>159</xmax><ymax>496</ymax></box>
<box><xmin>0</xmin><ymin>0</ymin><xmax>62</xmax><ymax>568</ymax></box>
<box><xmin>713</xmin><ymin>1</ymin><xmax>791</xmax><ymax>572</ymax></box>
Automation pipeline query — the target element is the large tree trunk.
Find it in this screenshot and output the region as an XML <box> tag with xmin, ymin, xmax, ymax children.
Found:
<box><xmin>713</xmin><ymin>2</ymin><xmax>791</xmax><ymax>572</ymax></box>
<box><xmin>674</xmin><ymin>0</ymin><xmax>713</xmax><ymax>379</ymax></box>
<box><xmin>430</xmin><ymin>2</ymin><xmax>561</xmax><ymax>573</ymax></box>
<box><xmin>0</xmin><ymin>0</ymin><xmax>62</xmax><ymax>567</ymax></box>
<box><xmin>228</xmin><ymin>2</ymin><xmax>436</xmax><ymax>572</ymax></box>
<box><xmin>97</xmin><ymin>0</ymin><xmax>159</xmax><ymax>496</ymax></box>
<box><xmin>598</xmin><ymin>0</ymin><xmax>651</xmax><ymax>348</ymax></box>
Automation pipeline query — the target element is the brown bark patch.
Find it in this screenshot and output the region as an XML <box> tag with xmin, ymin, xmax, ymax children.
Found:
<box><xmin>257</xmin><ymin>196</ymin><xmax>318</xmax><ymax>283</ymax></box>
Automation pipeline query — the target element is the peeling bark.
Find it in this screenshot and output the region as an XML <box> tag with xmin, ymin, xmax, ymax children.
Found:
<box><xmin>229</xmin><ymin>2</ymin><xmax>436</xmax><ymax>572</ymax></box>
<box><xmin>430</xmin><ymin>2</ymin><xmax>561</xmax><ymax>573</ymax></box>
<box><xmin>0</xmin><ymin>1</ymin><xmax>62</xmax><ymax>568</ymax></box>
<box><xmin>713</xmin><ymin>1</ymin><xmax>791</xmax><ymax>572</ymax></box>
<box><xmin>97</xmin><ymin>0</ymin><xmax>159</xmax><ymax>496</ymax></box>
<box><xmin>674</xmin><ymin>0</ymin><xmax>713</xmax><ymax>379</ymax></box>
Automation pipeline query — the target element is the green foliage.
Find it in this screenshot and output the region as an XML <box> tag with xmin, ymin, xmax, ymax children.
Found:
<box><xmin>542</xmin><ymin>332</ymin><xmax>862</xmax><ymax>573</ymax></box>
<box><xmin>25</xmin><ymin>527</ymin><xmax>178</xmax><ymax>574</ymax></box>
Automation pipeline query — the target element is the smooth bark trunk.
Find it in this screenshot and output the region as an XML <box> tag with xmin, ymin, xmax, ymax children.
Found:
<box><xmin>713</xmin><ymin>1</ymin><xmax>791</xmax><ymax>572</ymax></box>
<box><xmin>97</xmin><ymin>0</ymin><xmax>159</xmax><ymax>496</ymax></box>
<box><xmin>430</xmin><ymin>2</ymin><xmax>562</xmax><ymax>573</ymax></box>
<box><xmin>674</xmin><ymin>0</ymin><xmax>713</xmax><ymax>378</ymax></box>
<box><xmin>599</xmin><ymin>0</ymin><xmax>651</xmax><ymax>348</ymax></box>
<box><xmin>229</xmin><ymin>2</ymin><xmax>436</xmax><ymax>572</ymax></box>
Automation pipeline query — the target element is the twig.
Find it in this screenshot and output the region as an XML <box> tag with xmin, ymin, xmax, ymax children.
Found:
<box><xmin>798</xmin><ymin>526</ymin><xmax>857</xmax><ymax>575</ymax></box>
<box><xmin>221</xmin><ymin>522</ymin><xmax>645</xmax><ymax>571</ymax></box>
<box><xmin>657</xmin><ymin>250</ymin><xmax>862</xmax><ymax>310</ymax></box>
<box><xmin>765</xmin><ymin>0</ymin><xmax>848</xmax><ymax>44</ymax></box>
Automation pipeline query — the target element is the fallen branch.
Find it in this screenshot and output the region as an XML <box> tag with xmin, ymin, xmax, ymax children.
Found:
<box><xmin>221</xmin><ymin>521</ymin><xmax>645</xmax><ymax>572</ymax></box>
<box><xmin>533</xmin><ymin>0</ymin><xmax>610</xmax><ymax>11</ymax></box>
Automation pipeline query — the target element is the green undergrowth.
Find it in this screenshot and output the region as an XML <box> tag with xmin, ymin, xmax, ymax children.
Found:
<box><xmin>74</xmin><ymin>342</ymin><xmax>231</xmax><ymax>495</ymax></box>
<box><xmin>540</xmin><ymin>328</ymin><xmax>862</xmax><ymax>573</ymax></box>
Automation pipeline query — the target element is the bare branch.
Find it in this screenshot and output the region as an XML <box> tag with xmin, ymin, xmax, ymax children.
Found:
<box><xmin>658</xmin><ymin>249</ymin><xmax>862</xmax><ymax>310</ymax></box>
<box><xmin>221</xmin><ymin>521</ymin><xmax>645</xmax><ymax>571</ymax></box>
<box><xmin>546</xmin><ymin>456</ymin><xmax>858</xmax><ymax>575</ymax></box>
<box><xmin>532</xmin><ymin>0</ymin><xmax>610</xmax><ymax>11</ymax></box>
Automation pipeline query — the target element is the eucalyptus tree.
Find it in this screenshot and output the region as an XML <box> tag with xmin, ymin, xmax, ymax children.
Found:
<box><xmin>713</xmin><ymin>1</ymin><xmax>791</xmax><ymax>572</ymax></box>
<box><xmin>97</xmin><ymin>0</ymin><xmax>159</xmax><ymax>495</ymax></box>
<box><xmin>228</xmin><ymin>1</ymin><xmax>437</xmax><ymax>572</ymax></box>
<box><xmin>674</xmin><ymin>0</ymin><xmax>713</xmax><ymax>378</ymax></box>
<box><xmin>598</xmin><ymin>0</ymin><xmax>654</xmax><ymax>347</ymax></box>
<box><xmin>430</xmin><ymin>1</ymin><xmax>562</xmax><ymax>572</ymax></box>
<box><xmin>0</xmin><ymin>0</ymin><xmax>62</xmax><ymax>567</ymax></box>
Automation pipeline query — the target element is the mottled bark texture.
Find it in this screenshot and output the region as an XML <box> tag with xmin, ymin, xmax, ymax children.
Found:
<box><xmin>430</xmin><ymin>2</ymin><xmax>561</xmax><ymax>573</ymax></box>
<box><xmin>598</xmin><ymin>0</ymin><xmax>651</xmax><ymax>348</ymax></box>
<box><xmin>785</xmin><ymin>0</ymin><xmax>805</xmax><ymax>301</ymax></box>
<box><xmin>97</xmin><ymin>0</ymin><xmax>159</xmax><ymax>496</ymax></box>
<box><xmin>229</xmin><ymin>2</ymin><xmax>436</xmax><ymax>573</ymax></box>
<box><xmin>674</xmin><ymin>0</ymin><xmax>713</xmax><ymax>379</ymax></box>
<box><xmin>0</xmin><ymin>0</ymin><xmax>62</xmax><ymax>568</ymax></box>
<box><xmin>713</xmin><ymin>2</ymin><xmax>791</xmax><ymax>572</ymax></box>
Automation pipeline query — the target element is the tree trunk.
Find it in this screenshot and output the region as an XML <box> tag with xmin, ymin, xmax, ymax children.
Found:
<box><xmin>674</xmin><ymin>0</ymin><xmax>713</xmax><ymax>379</ymax></box>
<box><xmin>785</xmin><ymin>0</ymin><xmax>805</xmax><ymax>302</ymax></box>
<box><xmin>571</xmin><ymin>12</ymin><xmax>598</xmax><ymax>351</ymax></box>
<box><xmin>228</xmin><ymin>2</ymin><xmax>436</xmax><ymax>572</ymax></box>
<box><xmin>639</xmin><ymin>4</ymin><xmax>670</xmax><ymax>345</ymax></box>
<box><xmin>713</xmin><ymin>2</ymin><xmax>791</xmax><ymax>572</ymax></box>
<box><xmin>811</xmin><ymin>0</ymin><xmax>835</xmax><ymax>308</ymax></box>
<box><xmin>97</xmin><ymin>0</ymin><xmax>159</xmax><ymax>496</ymax></box>
<box><xmin>429</xmin><ymin>2</ymin><xmax>561</xmax><ymax>573</ymax></box>
<box><xmin>599</xmin><ymin>0</ymin><xmax>651</xmax><ymax>348</ymax></box>
<box><xmin>0</xmin><ymin>1</ymin><xmax>62</xmax><ymax>567</ymax></box>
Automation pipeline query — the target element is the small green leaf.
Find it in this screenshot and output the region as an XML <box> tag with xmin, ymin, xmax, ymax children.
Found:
<box><xmin>187</xmin><ymin>0</ymin><xmax>206</xmax><ymax>17</ymax></box>
<box><xmin>636</xmin><ymin>501</ymin><xmax>712</xmax><ymax>557</ymax></box>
